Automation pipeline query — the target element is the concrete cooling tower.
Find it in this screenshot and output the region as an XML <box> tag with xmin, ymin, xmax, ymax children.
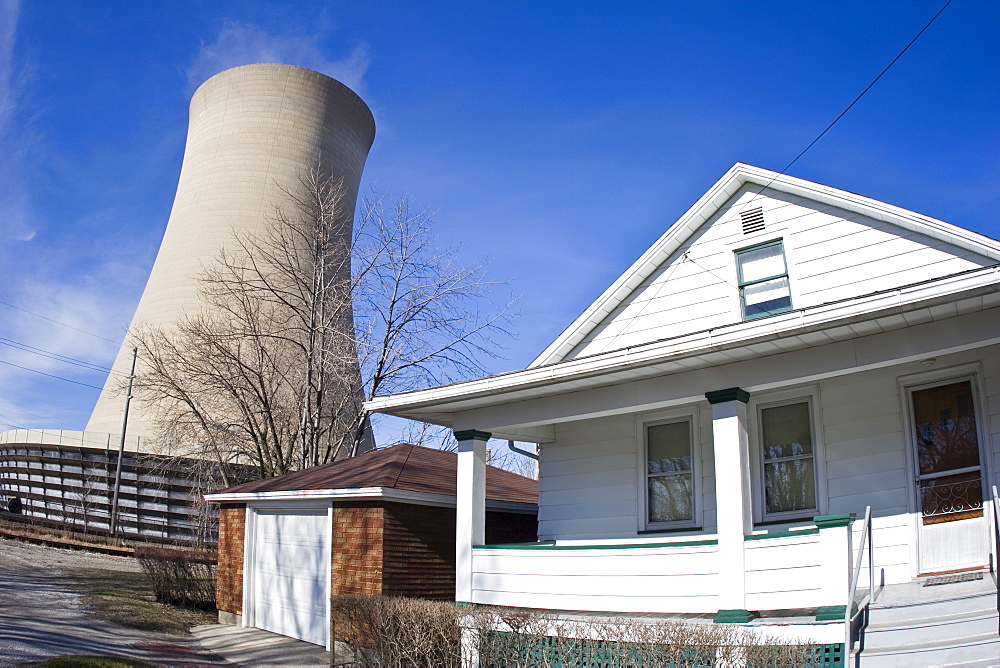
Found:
<box><xmin>86</xmin><ymin>63</ymin><xmax>376</xmax><ymax>447</ymax></box>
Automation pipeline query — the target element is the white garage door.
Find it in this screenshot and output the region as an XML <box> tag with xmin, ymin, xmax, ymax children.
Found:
<box><xmin>250</xmin><ymin>507</ymin><xmax>330</xmax><ymax>646</ymax></box>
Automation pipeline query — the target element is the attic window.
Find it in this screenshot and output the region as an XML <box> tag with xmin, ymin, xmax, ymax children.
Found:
<box><xmin>736</xmin><ymin>240</ymin><xmax>792</xmax><ymax>320</ymax></box>
<box><xmin>740</xmin><ymin>207</ymin><xmax>766</xmax><ymax>235</ymax></box>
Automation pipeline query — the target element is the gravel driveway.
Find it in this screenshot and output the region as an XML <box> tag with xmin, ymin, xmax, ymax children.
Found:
<box><xmin>0</xmin><ymin>537</ymin><xmax>224</xmax><ymax>666</ymax></box>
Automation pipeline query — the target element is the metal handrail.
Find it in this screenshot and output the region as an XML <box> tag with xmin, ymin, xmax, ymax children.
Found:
<box><xmin>993</xmin><ymin>485</ymin><xmax>999</xmax><ymax>576</ymax></box>
<box><xmin>845</xmin><ymin>505</ymin><xmax>873</xmax><ymax>658</ymax></box>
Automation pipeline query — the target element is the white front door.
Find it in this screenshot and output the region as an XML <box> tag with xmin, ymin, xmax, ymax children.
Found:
<box><xmin>250</xmin><ymin>508</ymin><xmax>331</xmax><ymax>646</ymax></box>
<box><xmin>909</xmin><ymin>380</ymin><xmax>989</xmax><ymax>575</ymax></box>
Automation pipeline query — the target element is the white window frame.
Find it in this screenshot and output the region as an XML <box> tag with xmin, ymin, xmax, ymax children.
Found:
<box><xmin>748</xmin><ymin>386</ymin><xmax>826</xmax><ymax>523</ymax></box>
<box><xmin>734</xmin><ymin>239</ymin><xmax>793</xmax><ymax>321</ymax></box>
<box><xmin>636</xmin><ymin>406</ymin><xmax>701</xmax><ymax>531</ymax></box>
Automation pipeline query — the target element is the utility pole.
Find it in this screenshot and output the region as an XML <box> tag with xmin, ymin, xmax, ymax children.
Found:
<box><xmin>110</xmin><ymin>347</ymin><xmax>137</xmax><ymax>536</ymax></box>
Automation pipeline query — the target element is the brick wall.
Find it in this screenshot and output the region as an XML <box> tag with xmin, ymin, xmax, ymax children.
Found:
<box><xmin>216</xmin><ymin>503</ymin><xmax>245</xmax><ymax>614</ymax></box>
<box><xmin>381</xmin><ymin>501</ymin><xmax>456</xmax><ymax>600</ymax></box>
<box><xmin>379</xmin><ymin>503</ymin><xmax>539</xmax><ymax>600</ymax></box>
<box><xmin>331</xmin><ymin>501</ymin><xmax>385</xmax><ymax>596</ymax></box>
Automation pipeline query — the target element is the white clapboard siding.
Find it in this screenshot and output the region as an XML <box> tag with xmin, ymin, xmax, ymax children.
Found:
<box><xmin>564</xmin><ymin>185</ymin><xmax>993</xmax><ymax>361</ymax></box>
<box><xmin>538</xmin><ymin>499</ymin><xmax>636</xmax><ymax>522</ymax></box>
<box><xmin>471</xmin><ymin>544</ymin><xmax>720</xmax><ymax>613</ymax></box>
<box><xmin>852</xmin><ymin>517</ymin><xmax>913</xmax><ymax>586</ymax></box>
<box><xmin>744</xmin><ymin>534</ymin><xmax>824</xmax><ymax>609</ymax></box>
<box><xmin>539</xmin><ymin>416</ymin><xmax>638</xmax><ymax>540</ymax></box>
<box><xmin>538</xmin><ymin>515</ymin><xmax>637</xmax><ymax>540</ymax></box>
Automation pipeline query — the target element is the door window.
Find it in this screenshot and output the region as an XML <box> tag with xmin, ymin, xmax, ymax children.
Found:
<box><xmin>911</xmin><ymin>381</ymin><xmax>983</xmax><ymax>525</ymax></box>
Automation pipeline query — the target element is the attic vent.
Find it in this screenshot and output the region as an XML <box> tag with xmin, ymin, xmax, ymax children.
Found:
<box><xmin>740</xmin><ymin>207</ymin><xmax>765</xmax><ymax>234</ymax></box>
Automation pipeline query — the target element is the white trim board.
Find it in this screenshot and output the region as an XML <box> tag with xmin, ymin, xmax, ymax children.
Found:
<box><xmin>207</xmin><ymin>485</ymin><xmax>536</xmax><ymax>514</ymax></box>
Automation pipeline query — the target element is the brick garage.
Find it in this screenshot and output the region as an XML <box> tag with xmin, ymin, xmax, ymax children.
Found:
<box><xmin>206</xmin><ymin>444</ymin><xmax>537</xmax><ymax>646</ymax></box>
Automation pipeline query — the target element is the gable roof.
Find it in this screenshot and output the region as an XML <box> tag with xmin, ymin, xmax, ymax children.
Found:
<box><xmin>532</xmin><ymin>163</ymin><xmax>1000</xmax><ymax>367</ymax></box>
<box><xmin>206</xmin><ymin>443</ymin><xmax>537</xmax><ymax>505</ymax></box>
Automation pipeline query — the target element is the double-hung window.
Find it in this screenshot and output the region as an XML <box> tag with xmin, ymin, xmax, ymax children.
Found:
<box><xmin>736</xmin><ymin>240</ymin><xmax>792</xmax><ymax>320</ymax></box>
<box><xmin>759</xmin><ymin>400</ymin><xmax>817</xmax><ymax>517</ymax></box>
<box><xmin>645</xmin><ymin>419</ymin><xmax>695</xmax><ymax>526</ymax></box>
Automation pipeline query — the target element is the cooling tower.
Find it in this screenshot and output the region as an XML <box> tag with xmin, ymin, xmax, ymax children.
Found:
<box><xmin>86</xmin><ymin>64</ymin><xmax>376</xmax><ymax>447</ymax></box>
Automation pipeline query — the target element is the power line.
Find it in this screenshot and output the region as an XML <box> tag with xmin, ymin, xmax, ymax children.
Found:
<box><xmin>0</xmin><ymin>414</ymin><xmax>28</xmax><ymax>430</ymax></box>
<box><xmin>743</xmin><ymin>0</ymin><xmax>952</xmax><ymax>209</ymax></box>
<box><xmin>0</xmin><ymin>358</ymin><xmax>105</xmax><ymax>390</ymax></box>
<box><xmin>0</xmin><ymin>337</ymin><xmax>114</xmax><ymax>373</ymax></box>
<box><xmin>780</xmin><ymin>0</ymin><xmax>952</xmax><ymax>176</ymax></box>
<box><xmin>0</xmin><ymin>299</ymin><xmax>122</xmax><ymax>345</ymax></box>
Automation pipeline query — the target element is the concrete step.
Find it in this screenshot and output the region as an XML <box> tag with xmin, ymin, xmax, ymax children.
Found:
<box><xmin>856</xmin><ymin>633</ymin><xmax>1000</xmax><ymax>667</ymax></box>
<box><xmin>868</xmin><ymin>591</ymin><xmax>997</xmax><ymax>626</ymax></box>
<box><xmin>862</xmin><ymin>608</ymin><xmax>998</xmax><ymax>649</ymax></box>
<box><xmin>857</xmin><ymin>580</ymin><xmax>999</xmax><ymax>667</ymax></box>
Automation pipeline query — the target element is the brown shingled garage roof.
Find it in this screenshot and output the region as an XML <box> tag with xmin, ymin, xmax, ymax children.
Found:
<box><xmin>210</xmin><ymin>443</ymin><xmax>537</xmax><ymax>504</ymax></box>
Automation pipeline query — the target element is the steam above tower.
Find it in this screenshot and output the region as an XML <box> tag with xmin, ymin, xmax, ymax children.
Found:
<box><xmin>86</xmin><ymin>64</ymin><xmax>376</xmax><ymax>444</ymax></box>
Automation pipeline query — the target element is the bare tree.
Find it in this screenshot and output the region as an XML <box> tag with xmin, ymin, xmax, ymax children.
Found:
<box><xmin>131</xmin><ymin>168</ymin><xmax>513</xmax><ymax>478</ymax></box>
<box><xmin>350</xmin><ymin>191</ymin><xmax>515</xmax><ymax>455</ymax></box>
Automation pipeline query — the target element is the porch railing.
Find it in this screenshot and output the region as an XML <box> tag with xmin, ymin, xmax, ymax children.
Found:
<box><xmin>845</xmin><ymin>505</ymin><xmax>873</xmax><ymax>659</ymax></box>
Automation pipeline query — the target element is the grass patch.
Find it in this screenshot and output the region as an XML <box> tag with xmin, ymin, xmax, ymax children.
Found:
<box><xmin>71</xmin><ymin>568</ymin><xmax>215</xmax><ymax>635</ymax></box>
<box><xmin>36</xmin><ymin>656</ymin><xmax>157</xmax><ymax>668</ymax></box>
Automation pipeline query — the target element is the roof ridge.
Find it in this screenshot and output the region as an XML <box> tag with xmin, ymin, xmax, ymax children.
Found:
<box><xmin>389</xmin><ymin>443</ymin><xmax>414</xmax><ymax>489</ymax></box>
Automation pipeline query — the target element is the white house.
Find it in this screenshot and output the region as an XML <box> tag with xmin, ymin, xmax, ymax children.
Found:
<box><xmin>366</xmin><ymin>164</ymin><xmax>1000</xmax><ymax>664</ymax></box>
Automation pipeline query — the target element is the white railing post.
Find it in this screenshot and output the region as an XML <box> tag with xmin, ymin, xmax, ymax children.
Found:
<box><xmin>814</xmin><ymin>513</ymin><xmax>855</xmax><ymax>620</ymax></box>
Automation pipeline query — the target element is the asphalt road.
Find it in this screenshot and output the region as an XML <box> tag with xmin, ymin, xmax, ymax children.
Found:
<box><xmin>0</xmin><ymin>537</ymin><xmax>225</xmax><ymax>666</ymax></box>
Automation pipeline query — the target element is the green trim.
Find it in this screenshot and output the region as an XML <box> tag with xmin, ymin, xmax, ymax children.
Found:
<box><xmin>813</xmin><ymin>513</ymin><xmax>856</xmax><ymax>529</ymax></box>
<box><xmin>744</xmin><ymin>528</ymin><xmax>820</xmax><ymax>541</ymax></box>
<box><xmin>753</xmin><ymin>518</ymin><xmax>815</xmax><ymax>527</ymax></box>
<box><xmin>705</xmin><ymin>387</ymin><xmax>750</xmax><ymax>404</ymax></box>
<box><xmin>474</xmin><ymin>538</ymin><xmax>718</xmax><ymax>550</ymax></box>
<box><xmin>473</xmin><ymin>540</ymin><xmax>556</xmax><ymax>549</ymax></box>
<box><xmin>453</xmin><ymin>429</ymin><xmax>492</xmax><ymax>442</ymax></box>
<box><xmin>638</xmin><ymin>526</ymin><xmax>703</xmax><ymax>535</ymax></box>
<box><xmin>815</xmin><ymin>605</ymin><xmax>847</xmax><ymax>621</ymax></box>
<box><xmin>713</xmin><ymin>609</ymin><xmax>759</xmax><ymax>623</ymax></box>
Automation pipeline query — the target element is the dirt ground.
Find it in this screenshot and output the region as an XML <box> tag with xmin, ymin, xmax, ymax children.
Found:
<box><xmin>0</xmin><ymin>537</ymin><xmax>223</xmax><ymax>666</ymax></box>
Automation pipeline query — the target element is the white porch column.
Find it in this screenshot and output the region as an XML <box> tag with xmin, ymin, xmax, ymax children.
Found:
<box><xmin>454</xmin><ymin>429</ymin><xmax>490</xmax><ymax>603</ymax></box>
<box><xmin>706</xmin><ymin>387</ymin><xmax>755</xmax><ymax>623</ymax></box>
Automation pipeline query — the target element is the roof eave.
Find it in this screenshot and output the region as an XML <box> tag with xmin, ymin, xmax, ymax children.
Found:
<box><xmin>204</xmin><ymin>485</ymin><xmax>537</xmax><ymax>512</ymax></box>
<box><xmin>365</xmin><ymin>265</ymin><xmax>1000</xmax><ymax>422</ymax></box>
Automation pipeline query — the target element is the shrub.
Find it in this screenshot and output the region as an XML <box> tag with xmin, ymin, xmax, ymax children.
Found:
<box><xmin>135</xmin><ymin>546</ymin><xmax>216</xmax><ymax>609</ymax></box>
<box><xmin>331</xmin><ymin>595</ymin><xmax>818</xmax><ymax>667</ymax></box>
<box><xmin>332</xmin><ymin>595</ymin><xmax>462</xmax><ymax>667</ymax></box>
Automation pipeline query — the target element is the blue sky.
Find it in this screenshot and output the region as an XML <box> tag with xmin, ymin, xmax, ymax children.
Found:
<box><xmin>0</xmin><ymin>0</ymin><xmax>997</xmax><ymax>439</ymax></box>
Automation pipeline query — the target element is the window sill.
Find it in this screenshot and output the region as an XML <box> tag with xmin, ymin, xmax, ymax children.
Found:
<box><xmin>638</xmin><ymin>526</ymin><xmax>703</xmax><ymax>535</ymax></box>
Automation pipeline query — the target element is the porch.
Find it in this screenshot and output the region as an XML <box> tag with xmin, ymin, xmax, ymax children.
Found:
<box><xmin>469</xmin><ymin>517</ymin><xmax>852</xmax><ymax>622</ymax></box>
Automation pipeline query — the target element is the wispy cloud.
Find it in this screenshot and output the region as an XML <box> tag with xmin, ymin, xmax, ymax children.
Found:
<box><xmin>187</xmin><ymin>20</ymin><xmax>369</xmax><ymax>93</ymax></box>
<box><xmin>0</xmin><ymin>0</ymin><xmax>37</xmax><ymax>246</ymax></box>
<box><xmin>0</xmin><ymin>0</ymin><xmax>20</xmax><ymax>137</ymax></box>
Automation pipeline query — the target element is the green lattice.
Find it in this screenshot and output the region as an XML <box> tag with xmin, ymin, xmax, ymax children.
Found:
<box><xmin>482</xmin><ymin>632</ymin><xmax>845</xmax><ymax>667</ymax></box>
